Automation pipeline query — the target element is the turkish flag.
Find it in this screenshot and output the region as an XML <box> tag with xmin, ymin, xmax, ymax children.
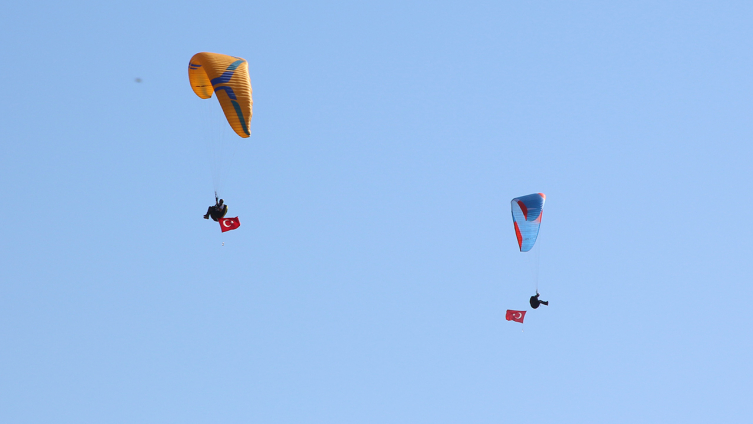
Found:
<box><xmin>219</xmin><ymin>217</ymin><xmax>240</xmax><ymax>232</ymax></box>
<box><xmin>505</xmin><ymin>310</ymin><xmax>526</xmax><ymax>323</ymax></box>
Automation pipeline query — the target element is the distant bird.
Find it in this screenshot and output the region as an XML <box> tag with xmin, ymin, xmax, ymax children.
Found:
<box><xmin>135</xmin><ymin>78</ymin><xmax>142</xmax><ymax>83</ymax></box>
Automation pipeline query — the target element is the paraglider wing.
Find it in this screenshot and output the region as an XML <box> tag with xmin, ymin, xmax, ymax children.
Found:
<box><xmin>188</xmin><ymin>52</ymin><xmax>253</xmax><ymax>138</ymax></box>
<box><xmin>511</xmin><ymin>193</ymin><xmax>545</xmax><ymax>252</ymax></box>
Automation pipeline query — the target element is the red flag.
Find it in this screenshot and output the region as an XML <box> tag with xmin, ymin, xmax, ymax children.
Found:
<box><xmin>505</xmin><ymin>310</ymin><xmax>526</xmax><ymax>323</ymax></box>
<box><xmin>219</xmin><ymin>217</ymin><xmax>240</xmax><ymax>232</ymax></box>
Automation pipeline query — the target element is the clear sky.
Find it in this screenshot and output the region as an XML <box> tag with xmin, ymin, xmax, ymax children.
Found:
<box><xmin>2</xmin><ymin>1</ymin><xmax>752</xmax><ymax>423</ymax></box>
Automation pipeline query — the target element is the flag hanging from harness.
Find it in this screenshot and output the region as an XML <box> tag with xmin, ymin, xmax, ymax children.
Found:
<box><xmin>219</xmin><ymin>217</ymin><xmax>240</xmax><ymax>232</ymax></box>
<box><xmin>505</xmin><ymin>310</ymin><xmax>526</xmax><ymax>323</ymax></box>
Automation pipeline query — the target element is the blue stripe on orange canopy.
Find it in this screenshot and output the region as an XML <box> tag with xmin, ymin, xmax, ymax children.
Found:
<box><xmin>510</xmin><ymin>193</ymin><xmax>546</xmax><ymax>252</ymax></box>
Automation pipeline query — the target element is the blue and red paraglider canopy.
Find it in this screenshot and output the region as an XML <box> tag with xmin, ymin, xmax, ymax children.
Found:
<box><xmin>511</xmin><ymin>193</ymin><xmax>545</xmax><ymax>252</ymax></box>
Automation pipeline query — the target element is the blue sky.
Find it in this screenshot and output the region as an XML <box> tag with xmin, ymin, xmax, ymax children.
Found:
<box><xmin>2</xmin><ymin>1</ymin><xmax>752</xmax><ymax>423</ymax></box>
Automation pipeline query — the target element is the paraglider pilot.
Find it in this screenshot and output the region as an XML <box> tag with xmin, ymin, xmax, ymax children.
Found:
<box><xmin>529</xmin><ymin>292</ymin><xmax>549</xmax><ymax>309</ymax></box>
<box><xmin>204</xmin><ymin>195</ymin><xmax>228</xmax><ymax>222</ymax></box>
